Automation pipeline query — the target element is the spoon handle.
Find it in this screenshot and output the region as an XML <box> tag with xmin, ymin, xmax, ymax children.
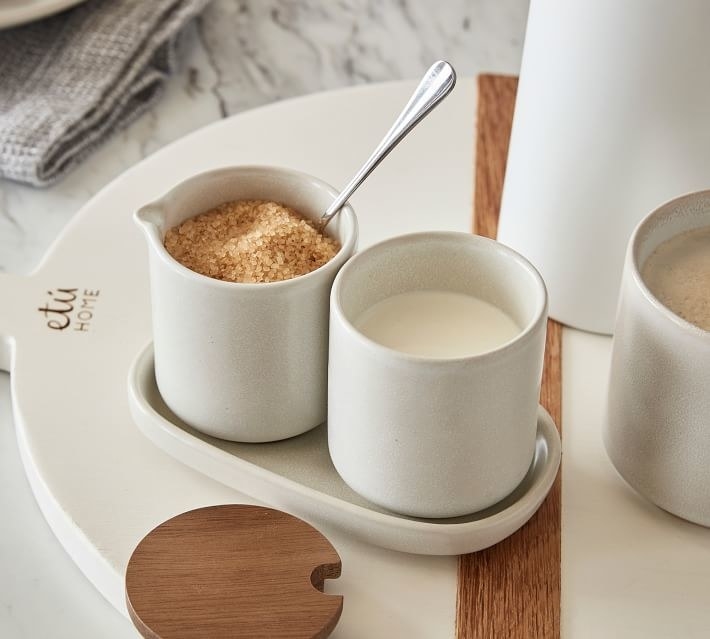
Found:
<box><xmin>320</xmin><ymin>60</ymin><xmax>457</xmax><ymax>228</ymax></box>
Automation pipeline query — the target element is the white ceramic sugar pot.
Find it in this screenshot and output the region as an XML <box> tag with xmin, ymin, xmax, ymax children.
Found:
<box><xmin>498</xmin><ymin>0</ymin><xmax>710</xmax><ymax>334</ymax></box>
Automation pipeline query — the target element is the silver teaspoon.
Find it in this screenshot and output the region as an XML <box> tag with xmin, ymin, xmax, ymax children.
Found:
<box><xmin>319</xmin><ymin>60</ymin><xmax>456</xmax><ymax>229</ymax></box>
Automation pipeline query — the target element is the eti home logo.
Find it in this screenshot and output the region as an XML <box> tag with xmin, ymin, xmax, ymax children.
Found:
<box><xmin>38</xmin><ymin>288</ymin><xmax>101</xmax><ymax>332</ymax></box>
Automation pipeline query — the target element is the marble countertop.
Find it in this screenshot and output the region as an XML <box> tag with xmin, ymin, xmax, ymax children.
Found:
<box><xmin>0</xmin><ymin>0</ymin><xmax>527</xmax><ymax>276</ymax></box>
<box><xmin>0</xmin><ymin>1</ymin><xmax>528</xmax><ymax>636</ymax></box>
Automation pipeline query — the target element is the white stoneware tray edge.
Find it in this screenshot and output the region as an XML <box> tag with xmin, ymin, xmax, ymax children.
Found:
<box><xmin>128</xmin><ymin>342</ymin><xmax>561</xmax><ymax>556</ymax></box>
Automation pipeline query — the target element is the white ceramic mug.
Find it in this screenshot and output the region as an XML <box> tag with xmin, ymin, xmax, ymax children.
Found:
<box><xmin>605</xmin><ymin>191</ymin><xmax>710</xmax><ymax>526</ymax></box>
<box><xmin>135</xmin><ymin>166</ymin><xmax>358</xmax><ymax>442</ymax></box>
<box><xmin>328</xmin><ymin>232</ymin><xmax>548</xmax><ymax>518</ymax></box>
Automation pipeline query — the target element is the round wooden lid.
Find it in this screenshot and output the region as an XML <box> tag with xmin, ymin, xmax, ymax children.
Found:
<box><xmin>125</xmin><ymin>505</ymin><xmax>343</xmax><ymax>639</ymax></box>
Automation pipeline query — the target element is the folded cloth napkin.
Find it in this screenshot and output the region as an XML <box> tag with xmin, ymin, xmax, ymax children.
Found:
<box><xmin>0</xmin><ymin>0</ymin><xmax>211</xmax><ymax>186</ymax></box>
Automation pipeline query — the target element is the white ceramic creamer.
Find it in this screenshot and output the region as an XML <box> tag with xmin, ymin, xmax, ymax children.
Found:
<box><xmin>136</xmin><ymin>166</ymin><xmax>357</xmax><ymax>442</ymax></box>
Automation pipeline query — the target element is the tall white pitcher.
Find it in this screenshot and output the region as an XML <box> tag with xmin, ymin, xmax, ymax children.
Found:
<box><xmin>498</xmin><ymin>0</ymin><xmax>710</xmax><ymax>334</ymax></box>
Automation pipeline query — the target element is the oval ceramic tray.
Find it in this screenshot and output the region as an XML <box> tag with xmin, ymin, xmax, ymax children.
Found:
<box><xmin>128</xmin><ymin>343</ymin><xmax>561</xmax><ymax>556</ymax></box>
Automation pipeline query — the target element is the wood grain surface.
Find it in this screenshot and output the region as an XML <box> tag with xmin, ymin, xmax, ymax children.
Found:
<box><xmin>456</xmin><ymin>75</ymin><xmax>562</xmax><ymax>639</ymax></box>
<box><xmin>125</xmin><ymin>505</ymin><xmax>343</xmax><ymax>639</ymax></box>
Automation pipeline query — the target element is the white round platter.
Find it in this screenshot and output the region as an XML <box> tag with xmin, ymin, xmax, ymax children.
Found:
<box><xmin>0</xmin><ymin>79</ymin><xmax>479</xmax><ymax>637</ymax></box>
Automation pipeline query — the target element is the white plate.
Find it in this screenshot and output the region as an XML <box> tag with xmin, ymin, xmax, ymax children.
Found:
<box><xmin>0</xmin><ymin>0</ymin><xmax>85</xmax><ymax>29</ymax></box>
<box><xmin>128</xmin><ymin>343</ymin><xmax>561</xmax><ymax>556</ymax></box>
<box><xmin>0</xmin><ymin>79</ymin><xmax>479</xmax><ymax>634</ymax></box>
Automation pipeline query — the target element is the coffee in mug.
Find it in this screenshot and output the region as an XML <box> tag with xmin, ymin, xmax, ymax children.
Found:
<box><xmin>641</xmin><ymin>226</ymin><xmax>710</xmax><ymax>331</ymax></box>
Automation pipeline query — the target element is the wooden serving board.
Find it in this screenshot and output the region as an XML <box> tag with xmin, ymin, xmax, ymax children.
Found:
<box><xmin>456</xmin><ymin>75</ymin><xmax>563</xmax><ymax>638</ymax></box>
<box><xmin>6</xmin><ymin>74</ymin><xmax>710</xmax><ymax>639</ymax></box>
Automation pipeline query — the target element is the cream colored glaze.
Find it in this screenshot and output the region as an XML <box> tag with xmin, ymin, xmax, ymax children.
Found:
<box><xmin>354</xmin><ymin>290</ymin><xmax>521</xmax><ymax>358</ymax></box>
<box><xmin>642</xmin><ymin>226</ymin><xmax>710</xmax><ymax>331</ymax></box>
